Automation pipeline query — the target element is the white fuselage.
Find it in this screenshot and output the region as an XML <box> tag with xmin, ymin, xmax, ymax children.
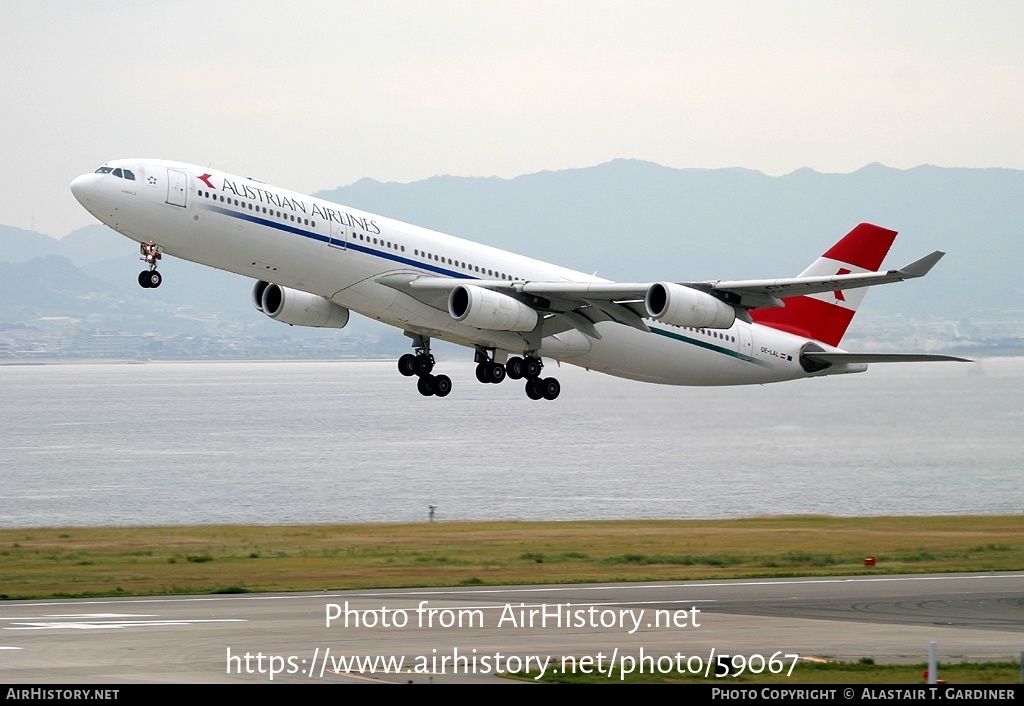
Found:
<box><xmin>70</xmin><ymin>159</ymin><xmax>854</xmax><ymax>386</ymax></box>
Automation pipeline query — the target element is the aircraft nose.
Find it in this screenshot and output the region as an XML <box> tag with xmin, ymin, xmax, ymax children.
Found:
<box><xmin>70</xmin><ymin>173</ymin><xmax>94</xmax><ymax>205</ymax></box>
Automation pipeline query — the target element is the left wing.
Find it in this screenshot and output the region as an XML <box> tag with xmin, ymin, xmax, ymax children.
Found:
<box><xmin>702</xmin><ymin>250</ymin><xmax>945</xmax><ymax>309</ymax></box>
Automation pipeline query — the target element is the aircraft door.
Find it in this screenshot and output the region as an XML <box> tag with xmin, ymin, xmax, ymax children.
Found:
<box><xmin>738</xmin><ymin>324</ymin><xmax>753</xmax><ymax>361</ymax></box>
<box><xmin>166</xmin><ymin>170</ymin><xmax>187</xmax><ymax>207</ymax></box>
<box><xmin>329</xmin><ymin>222</ymin><xmax>347</xmax><ymax>250</ymax></box>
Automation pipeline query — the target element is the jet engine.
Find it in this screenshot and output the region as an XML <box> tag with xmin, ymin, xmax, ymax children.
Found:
<box><xmin>252</xmin><ymin>281</ymin><xmax>350</xmax><ymax>328</ymax></box>
<box><xmin>644</xmin><ymin>282</ymin><xmax>736</xmax><ymax>329</ymax></box>
<box><xmin>448</xmin><ymin>284</ymin><xmax>538</xmax><ymax>332</ymax></box>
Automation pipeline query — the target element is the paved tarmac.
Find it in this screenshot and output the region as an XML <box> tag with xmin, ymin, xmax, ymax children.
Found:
<box><xmin>1</xmin><ymin>572</ymin><xmax>1021</xmax><ymax>683</ymax></box>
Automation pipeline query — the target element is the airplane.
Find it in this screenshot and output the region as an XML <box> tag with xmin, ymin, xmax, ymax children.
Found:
<box><xmin>69</xmin><ymin>159</ymin><xmax>968</xmax><ymax>399</ymax></box>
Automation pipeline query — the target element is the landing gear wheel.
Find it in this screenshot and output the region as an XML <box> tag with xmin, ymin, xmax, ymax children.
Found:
<box><xmin>505</xmin><ymin>356</ymin><xmax>524</xmax><ymax>380</ymax></box>
<box><xmin>476</xmin><ymin>361</ymin><xmax>506</xmax><ymax>384</ymax></box>
<box><xmin>488</xmin><ymin>362</ymin><xmax>505</xmax><ymax>383</ymax></box>
<box><xmin>525</xmin><ymin>378</ymin><xmax>543</xmax><ymax>400</ymax></box>
<box><xmin>414</xmin><ymin>354</ymin><xmax>434</xmax><ymax>376</ymax></box>
<box><xmin>433</xmin><ymin>374</ymin><xmax>452</xmax><ymax>397</ymax></box>
<box><xmin>398</xmin><ymin>354</ymin><xmax>417</xmax><ymax>377</ymax></box>
<box><xmin>524</xmin><ymin>356</ymin><xmax>543</xmax><ymax>379</ymax></box>
<box><xmin>138</xmin><ymin>270</ymin><xmax>161</xmax><ymax>288</ymax></box>
<box><xmin>541</xmin><ymin>377</ymin><xmax>561</xmax><ymax>400</ymax></box>
<box><xmin>417</xmin><ymin>375</ymin><xmax>435</xmax><ymax>396</ymax></box>
<box><xmin>475</xmin><ymin>362</ymin><xmax>490</xmax><ymax>384</ymax></box>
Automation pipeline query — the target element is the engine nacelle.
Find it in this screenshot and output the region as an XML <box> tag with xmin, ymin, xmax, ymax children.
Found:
<box><xmin>645</xmin><ymin>282</ymin><xmax>736</xmax><ymax>329</ymax></box>
<box><xmin>252</xmin><ymin>281</ymin><xmax>350</xmax><ymax>328</ymax></box>
<box><xmin>799</xmin><ymin>342</ymin><xmax>831</xmax><ymax>373</ymax></box>
<box><xmin>448</xmin><ymin>284</ymin><xmax>538</xmax><ymax>332</ymax></box>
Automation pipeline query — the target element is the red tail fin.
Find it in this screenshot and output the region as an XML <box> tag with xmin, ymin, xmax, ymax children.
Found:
<box><xmin>750</xmin><ymin>223</ymin><xmax>897</xmax><ymax>346</ymax></box>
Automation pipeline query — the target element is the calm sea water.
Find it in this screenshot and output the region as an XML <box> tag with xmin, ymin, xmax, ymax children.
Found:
<box><xmin>0</xmin><ymin>358</ymin><xmax>1020</xmax><ymax>527</ymax></box>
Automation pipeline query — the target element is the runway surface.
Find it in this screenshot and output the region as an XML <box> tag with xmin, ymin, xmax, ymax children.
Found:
<box><xmin>1</xmin><ymin>572</ymin><xmax>1021</xmax><ymax>683</ymax></box>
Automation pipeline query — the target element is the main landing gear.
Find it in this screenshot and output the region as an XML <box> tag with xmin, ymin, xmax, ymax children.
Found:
<box><xmin>475</xmin><ymin>348</ymin><xmax>558</xmax><ymax>400</ymax></box>
<box><xmin>474</xmin><ymin>348</ymin><xmax>506</xmax><ymax>384</ymax></box>
<box><xmin>508</xmin><ymin>353</ymin><xmax>560</xmax><ymax>401</ymax></box>
<box><xmin>398</xmin><ymin>335</ymin><xmax>451</xmax><ymax>398</ymax></box>
<box><xmin>396</xmin><ymin>337</ymin><xmax>560</xmax><ymax>400</ymax></box>
<box><xmin>137</xmin><ymin>242</ymin><xmax>163</xmax><ymax>288</ymax></box>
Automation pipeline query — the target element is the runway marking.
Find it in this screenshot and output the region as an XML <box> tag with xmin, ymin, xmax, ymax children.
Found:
<box><xmin>1</xmin><ymin>573</ymin><xmax>1020</xmax><ymax>610</ymax></box>
<box><xmin>0</xmin><ymin>647</ymin><xmax>23</xmax><ymax>650</ymax></box>
<box><xmin>6</xmin><ymin>618</ymin><xmax>245</xmax><ymax>631</ymax></box>
<box><xmin>0</xmin><ymin>613</ymin><xmax>157</xmax><ymax>621</ymax></box>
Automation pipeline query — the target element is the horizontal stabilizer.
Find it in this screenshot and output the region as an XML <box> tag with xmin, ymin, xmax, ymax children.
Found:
<box><xmin>802</xmin><ymin>352</ymin><xmax>972</xmax><ymax>364</ymax></box>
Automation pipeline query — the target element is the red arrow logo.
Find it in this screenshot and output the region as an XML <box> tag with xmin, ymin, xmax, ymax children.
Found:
<box><xmin>198</xmin><ymin>173</ymin><xmax>215</xmax><ymax>189</ymax></box>
<box><xmin>833</xmin><ymin>268</ymin><xmax>851</xmax><ymax>301</ymax></box>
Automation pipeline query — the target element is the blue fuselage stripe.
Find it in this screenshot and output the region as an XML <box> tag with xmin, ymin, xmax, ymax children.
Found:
<box><xmin>202</xmin><ymin>202</ymin><xmax>472</xmax><ymax>278</ymax></box>
<box><xmin>648</xmin><ymin>326</ymin><xmax>766</xmax><ymax>366</ymax></box>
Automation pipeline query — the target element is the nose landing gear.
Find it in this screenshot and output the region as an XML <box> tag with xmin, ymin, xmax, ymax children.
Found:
<box><xmin>138</xmin><ymin>242</ymin><xmax>163</xmax><ymax>288</ymax></box>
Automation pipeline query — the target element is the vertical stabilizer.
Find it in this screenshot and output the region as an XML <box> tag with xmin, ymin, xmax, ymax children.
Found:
<box><xmin>750</xmin><ymin>223</ymin><xmax>898</xmax><ymax>346</ymax></box>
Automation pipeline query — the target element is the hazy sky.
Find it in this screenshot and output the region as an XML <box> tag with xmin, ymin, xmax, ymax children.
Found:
<box><xmin>5</xmin><ymin>1</ymin><xmax>1023</xmax><ymax>237</ymax></box>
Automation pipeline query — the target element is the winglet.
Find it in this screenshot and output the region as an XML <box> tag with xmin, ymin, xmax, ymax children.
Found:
<box><xmin>898</xmin><ymin>250</ymin><xmax>944</xmax><ymax>279</ymax></box>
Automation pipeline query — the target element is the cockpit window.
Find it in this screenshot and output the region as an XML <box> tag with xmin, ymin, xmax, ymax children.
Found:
<box><xmin>97</xmin><ymin>167</ymin><xmax>136</xmax><ymax>180</ymax></box>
